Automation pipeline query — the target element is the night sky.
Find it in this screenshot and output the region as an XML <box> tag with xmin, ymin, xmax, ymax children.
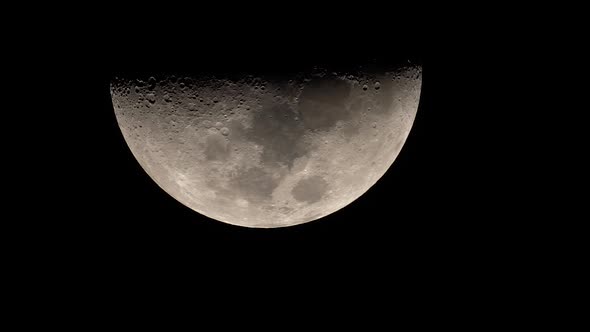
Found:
<box><xmin>27</xmin><ymin>11</ymin><xmax>506</xmax><ymax>289</ymax></box>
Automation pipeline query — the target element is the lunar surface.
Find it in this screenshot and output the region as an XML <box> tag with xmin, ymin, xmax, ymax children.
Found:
<box><xmin>111</xmin><ymin>64</ymin><xmax>422</xmax><ymax>228</ymax></box>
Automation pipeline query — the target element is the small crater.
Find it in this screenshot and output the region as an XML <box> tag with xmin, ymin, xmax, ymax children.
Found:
<box><xmin>146</xmin><ymin>93</ymin><xmax>156</xmax><ymax>104</ymax></box>
<box><xmin>279</xmin><ymin>206</ymin><xmax>294</xmax><ymax>215</ymax></box>
<box><xmin>148</xmin><ymin>76</ymin><xmax>157</xmax><ymax>90</ymax></box>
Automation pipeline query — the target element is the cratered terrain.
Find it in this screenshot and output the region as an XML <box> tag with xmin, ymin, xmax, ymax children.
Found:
<box><xmin>111</xmin><ymin>64</ymin><xmax>422</xmax><ymax>227</ymax></box>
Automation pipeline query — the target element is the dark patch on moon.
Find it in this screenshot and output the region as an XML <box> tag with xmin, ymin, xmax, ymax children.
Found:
<box><xmin>204</xmin><ymin>133</ymin><xmax>229</xmax><ymax>161</ymax></box>
<box><xmin>341</xmin><ymin>120</ymin><xmax>360</xmax><ymax>140</ymax></box>
<box><xmin>246</xmin><ymin>103</ymin><xmax>308</xmax><ymax>169</ymax></box>
<box><xmin>231</xmin><ymin>166</ymin><xmax>279</xmax><ymax>202</ymax></box>
<box><xmin>291</xmin><ymin>175</ymin><xmax>329</xmax><ymax>203</ymax></box>
<box><xmin>298</xmin><ymin>77</ymin><xmax>352</xmax><ymax>130</ymax></box>
<box><xmin>227</xmin><ymin>119</ymin><xmax>246</xmax><ymax>136</ymax></box>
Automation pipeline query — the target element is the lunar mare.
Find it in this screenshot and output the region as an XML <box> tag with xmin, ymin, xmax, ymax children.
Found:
<box><xmin>111</xmin><ymin>65</ymin><xmax>422</xmax><ymax>228</ymax></box>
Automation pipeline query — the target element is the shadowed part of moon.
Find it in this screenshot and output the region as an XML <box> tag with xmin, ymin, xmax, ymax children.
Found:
<box><xmin>298</xmin><ymin>77</ymin><xmax>352</xmax><ymax>130</ymax></box>
<box><xmin>291</xmin><ymin>175</ymin><xmax>329</xmax><ymax>203</ymax></box>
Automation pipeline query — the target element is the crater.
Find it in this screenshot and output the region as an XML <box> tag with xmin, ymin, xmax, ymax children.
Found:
<box><xmin>291</xmin><ymin>175</ymin><xmax>329</xmax><ymax>204</ymax></box>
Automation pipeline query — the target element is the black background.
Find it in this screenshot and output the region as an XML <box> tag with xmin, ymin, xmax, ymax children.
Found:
<box><xmin>28</xmin><ymin>9</ymin><xmax>513</xmax><ymax>287</ymax></box>
<box><xmin>78</xmin><ymin>49</ymin><xmax>477</xmax><ymax>265</ymax></box>
<box><xmin>8</xmin><ymin>6</ymin><xmax>571</xmax><ymax>320</ymax></box>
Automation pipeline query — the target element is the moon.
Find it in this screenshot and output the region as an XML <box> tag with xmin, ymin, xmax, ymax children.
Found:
<box><xmin>110</xmin><ymin>64</ymin><xmax>422</xmax><ymax>228</ymax></box>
